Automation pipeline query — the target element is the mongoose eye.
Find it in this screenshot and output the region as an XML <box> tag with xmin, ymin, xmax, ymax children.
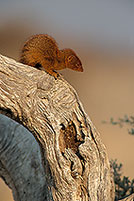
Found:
<box><xmin>76</xmin><ymin>63</ymin><xmax>80</xmax><ymax>67</ymax></box>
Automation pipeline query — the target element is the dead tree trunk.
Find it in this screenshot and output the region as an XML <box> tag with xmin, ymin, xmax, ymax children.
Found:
<box><xmin>0</xmin><ymin>54</ymin><xmax>115</xmax><ymax>201</ymax></box>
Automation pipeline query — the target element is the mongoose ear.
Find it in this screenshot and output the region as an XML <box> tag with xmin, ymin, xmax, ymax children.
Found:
<box><xmin>67</xmin><ymin>55</ymin><xmax>73</xmax><ymax>62</ymax></box>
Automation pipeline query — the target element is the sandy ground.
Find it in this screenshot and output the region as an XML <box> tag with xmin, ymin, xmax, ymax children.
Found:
<box><xmin>0</xmin><ymin>52</ymin><xmax>134</xmax><ymax>200</ymax></box>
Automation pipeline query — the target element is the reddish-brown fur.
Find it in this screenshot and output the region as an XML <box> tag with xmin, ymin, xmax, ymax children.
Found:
<box><xmin>20</xmin><ymin>34</ymin><xmax>83</xmax><ymax>78</ymax></box>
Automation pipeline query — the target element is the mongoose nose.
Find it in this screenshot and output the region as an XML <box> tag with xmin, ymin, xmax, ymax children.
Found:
<box><xmin>79</xmin><ymin>66</ymin><xmax>84</xmax><ymax>72</ymax></box>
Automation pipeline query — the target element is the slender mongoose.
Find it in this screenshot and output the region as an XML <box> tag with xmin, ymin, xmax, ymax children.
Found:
<box><xmin>20</xmin><ymin>34</ymin><xmax>83</xmax><ymax>78</ymax></box>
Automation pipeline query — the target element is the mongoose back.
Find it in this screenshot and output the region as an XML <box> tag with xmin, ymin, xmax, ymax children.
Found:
<box><xmin>20</xmin><ymin>34</ymin><xmax>83</xmax><ymax>78</ymax></box>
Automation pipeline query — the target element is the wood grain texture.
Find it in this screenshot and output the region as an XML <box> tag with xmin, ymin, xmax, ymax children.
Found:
<box><xmin>119</xmin><ymin>194</ymin><xmax>134</xmax><ymax>201</ymax></box>
<box><xmin>0</xmin><ymin>54</ymin><xmax>115</xmax><ymax>200</ymax></box>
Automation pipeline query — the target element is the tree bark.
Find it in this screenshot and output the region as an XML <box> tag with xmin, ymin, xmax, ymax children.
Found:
<box><xmin>119</xmin><ymin>194</ymin><xmax>134</xmax><ymax>201</ymax></box>
<box><xmin>0</xmin><ymin>54</ymin><xmax>115</xmax><ymax>201</ymax></box>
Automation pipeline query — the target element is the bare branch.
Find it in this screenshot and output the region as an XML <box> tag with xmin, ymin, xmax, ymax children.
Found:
<box><xmin>0</xmin><ymin>54</ymin><xmax>115</xmax><ymax>201</ymax></box>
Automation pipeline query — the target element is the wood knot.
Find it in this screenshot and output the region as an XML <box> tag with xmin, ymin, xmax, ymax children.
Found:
<box><xmin>59</xmin><ymin>121</ymin><xmax>84</xmax><ymax>154</ymax></box>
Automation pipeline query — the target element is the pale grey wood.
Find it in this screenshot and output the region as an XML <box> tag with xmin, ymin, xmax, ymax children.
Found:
<box><xmin>0</xmin><ymin>54</ymin><xmax>115</xmax><ymax>201</ymax></box>
<box><xmin>0</xmin><ymin>114</ymin><xmax>52</xmax><ymax>201</ymax></box>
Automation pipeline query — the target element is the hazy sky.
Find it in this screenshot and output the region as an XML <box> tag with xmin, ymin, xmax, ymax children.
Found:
<box><xmin>0</xmin><ymin>0</ymin><xmax>134</xmax><ymax>49</ymax></box>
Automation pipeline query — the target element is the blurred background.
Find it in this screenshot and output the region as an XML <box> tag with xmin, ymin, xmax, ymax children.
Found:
<box><xmin>0</xmin><ymin>0</ymin><xmax>134</xmax><ymax>200</ymax></box>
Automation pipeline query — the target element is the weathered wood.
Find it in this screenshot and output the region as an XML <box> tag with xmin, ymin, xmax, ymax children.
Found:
<box><xmin>0</xmin><ymin>54</ymin><xmax>115</xmax><ymax>201</ymax></box>
<box><xmin>119</xmin><ymin>194</ymin><xmax>134</xmax><ymax>201</ymax></box>
<box><xmin>0</xmin><ymin>114</ymin><xmax>51</xmax><ymax>201</ymax></box>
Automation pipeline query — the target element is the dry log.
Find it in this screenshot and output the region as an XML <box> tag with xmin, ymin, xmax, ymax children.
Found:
<box><xmin>0</xmin><ymin>54</ymin><xmax>115</xmax><ymax>201</ymax></box>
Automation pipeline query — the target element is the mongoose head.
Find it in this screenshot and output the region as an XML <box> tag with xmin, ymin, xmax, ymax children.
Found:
<box><xmin>64</xmin><ymin>49</ymin><xmax>83</xmax><ymax>72</ymax></box>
